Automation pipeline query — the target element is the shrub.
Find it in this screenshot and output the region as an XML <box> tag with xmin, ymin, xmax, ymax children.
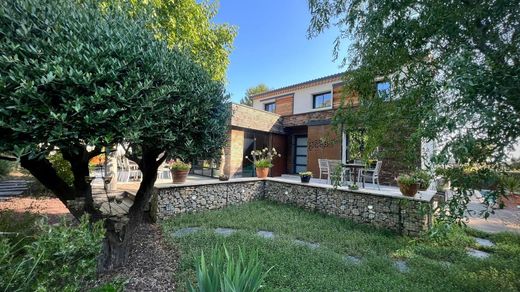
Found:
<box><xmin>170</xmin><ymin>160</ymin><xmax>191</xmax><ymax>171</ymax></box>
<box><xmin>188</xmin><ymin>245</ymin><xmax>271</xmax><ymax>292</ymax></box>
<box><xmin>0</xmin><ymin>215</ymin><xmax>105</xmax><ymax>291</ymax></box>
<box><xmin>48</xmin><ymin>152</ymin><xmax>74</xmax><ymax>186</ymax></box>
<box><xmin>396</xmin><ymin>174</ymin><xmax>418</xmax><ymax>186</ymax></box>
<box><xmin>412</xmin><ymin>170</ymin><xmax>432</xmax><ymax>189</ymax></box>
<box><xmin>0</xmin><ymin>160</ymin><xmax>13</xmax><ymax>177</ymax></box>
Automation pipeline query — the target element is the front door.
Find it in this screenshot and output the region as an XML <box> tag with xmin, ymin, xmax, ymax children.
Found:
<box><xmin>294</xmin><ymin>136</ymin><xmax>308</xmax><ymax>173</ymax></box>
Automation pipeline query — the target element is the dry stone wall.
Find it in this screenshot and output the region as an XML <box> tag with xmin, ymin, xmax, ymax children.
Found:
<box><xmin>152</xmin><ymin>179</ymin><xmax>433</xmax><ymax>236</ymax></box>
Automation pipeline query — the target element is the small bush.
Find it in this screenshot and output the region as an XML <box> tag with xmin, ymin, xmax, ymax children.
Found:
<box><xmin>0</xmin><ymin>160</ymin><xmax>14</xmax><ymax>177</ymax></box>
<box><xmin>0</xmin><ymin>210</ymin><xmax>40</xmax><ymax>247</ymax></box>
<box><xmin>188</xmin><ymin>245</ymin><xmax>271</xmax><ymax>292</ymax></box>
<box><xmin>48</xmin><ymin>152</ymin><xmax>74</xmax><ymax>186</ymax></box>
<box><xmin>0</xmin><ymin>215</ymin><xmax>105</xmax><ymax>291</ymax></box>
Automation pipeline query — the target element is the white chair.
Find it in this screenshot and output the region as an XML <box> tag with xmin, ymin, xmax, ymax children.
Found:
<box><xmin>327</xmin><ymin>160</ymin><xmax>347</xmax><ymax>185</ymax></box>
<box><xmin>359</xmin><ymin>161</ymin><xmax>382</xmax><ymax>190</ymax></box>
<box><xmin>318</xmin><ymin>159</ymin><xmax>330</xmax><ymax>179</ymax></box>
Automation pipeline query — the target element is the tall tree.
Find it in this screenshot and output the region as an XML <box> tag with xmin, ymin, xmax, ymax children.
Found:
<box><xmin>308</xmin><ymin>0</ymin><xmax>520</xmax><ymax>165</ymax></box>
<box><xmin>0</xmin><ymin>0</ymin><xmax>230</xmax><ymax>270</ymax></box>
<box><xmin>308</xmin><ymin>0</ymin><xmax>520</xmax><ymax>227</ymax></box>
<box><xmin>240</xmin><ymin>83</ymin><xmax>270</xmax><ymax>106</ymax></box>
<box><xmin>104</xmin><ymin>0</ymin><xmax>237</xmax><ymax>81</ymax></box>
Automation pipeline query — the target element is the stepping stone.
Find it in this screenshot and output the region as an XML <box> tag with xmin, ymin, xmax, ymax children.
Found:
<box><xmin>173</xmin><ymin>227</ymin><xmax>201</xmax><ymax>238</ymax></box>
<box><xmin>293</xmin><ymin>239</ymin><xmax>320</xmax><ymax>249</ymax></box>
<box><xmin>466</xmin><ymin>248</ymin><xmax>490</xmax><ymax>259</ymax></box>
<box><xmin>343</xmin><ymin>255</ymin><xmax>362</xmax><ymax>265</ymax></box>
<box><xmin>473</xmin><ymin>237</ymin><xmax>495</xmax><ymax>247</ymax></box>
<box><xmin>256</xmin><ymin>230</ymin><xmax>275</xmax><ymax>239</ymax></box>
<box><xmin>214</xmin><ymin>228</ymin><xmax>236</xmax><ymax>237</ymax></box>
<box><xmin>394</xmin><ymin>260</ymin><xmax>409</xmax><ymax>273</ymax></box>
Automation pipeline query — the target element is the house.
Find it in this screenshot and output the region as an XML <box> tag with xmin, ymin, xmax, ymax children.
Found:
<box><xmin>214</xmin><ymin>73</ymin><xmax>419</xmax><ymax>185</ymax></box>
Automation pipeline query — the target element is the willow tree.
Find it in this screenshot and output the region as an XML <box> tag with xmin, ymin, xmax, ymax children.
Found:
<box><xmin>0</xmin><ymin>0</ymin><xmax>230</xmax><ymax>269</ymax></box>
<box><xmin>308</xmin><ymin>0</ymin><xmax>520</xmax><ymax>227</ymax></box>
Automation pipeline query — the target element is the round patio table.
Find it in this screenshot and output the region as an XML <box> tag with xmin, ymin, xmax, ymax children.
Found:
<box><xmin>342</xmin><ymin>163</ymin><xmax>366</xmax><ymax>187</ymax></box>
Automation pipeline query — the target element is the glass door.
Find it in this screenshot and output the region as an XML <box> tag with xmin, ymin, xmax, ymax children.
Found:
<box><xmin>294</xmin><ymin>136</ymin><xmax>308</xmax><ymax>173</ymax></box>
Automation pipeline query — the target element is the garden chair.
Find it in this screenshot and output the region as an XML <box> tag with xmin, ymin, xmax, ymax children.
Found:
<box><xmin>359</xmin><ymin>161</ymin><xmax>382</xmax><ymax>190</ymax></box>
<box><xmin>318</xmin><ymin>159</ymin><xmax>329</xmax><ymax>179</ymax></box>
<box><xmin>327</xmin><ymin>160</ymin><xmax>349</xmax><ymax>185</ymax></box>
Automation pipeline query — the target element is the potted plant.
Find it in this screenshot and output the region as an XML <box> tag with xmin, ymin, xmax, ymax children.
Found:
<box><xmin>298</xmin><ymin>171</ymin><xmax>312</xmax><ymax>183</ymax></box>
<box><xmin>412</xmin><ymin>170</ymin><xmax>432</xmax><ymax>191</ymax></box>
<box><xmin>396</xmin><ymin>174</ymin><xmax>419</xmax><ymax>197</ymax></box>
<box><xmin>170</xmin><ymin>160</ymin><xmax>191</xmax><ymax>184</ymax></box>
<box><xmin>245</xmin><ymin>147</ymin><xmax>281</xmax><ymax>179</ymax></box>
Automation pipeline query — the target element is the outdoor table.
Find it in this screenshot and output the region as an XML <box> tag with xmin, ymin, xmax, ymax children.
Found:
<box><xmin>342</xmin><ymin>163</ymin><xmax>366</xmax><ymax>187</ymax></box>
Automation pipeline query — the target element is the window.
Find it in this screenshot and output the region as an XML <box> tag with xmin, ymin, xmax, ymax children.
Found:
<box><xmin>264</xmin><ymin>102</ymin><xmax>276</xmax><ymax>112</ymax></box>
<box><xmin>376</xmin><ymin>81</ymin><xmax>391</xmax><ymax>100</ymax></box>
<box><xmin>312</xmin><ymin>92</ymin><xmax>332</xmax><ymax>109</ymax></box>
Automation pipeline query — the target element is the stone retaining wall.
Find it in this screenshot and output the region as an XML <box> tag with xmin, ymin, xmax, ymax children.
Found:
<box><xmin>152</xmin><ymin>178</ymin><xmax>434</xmax><ymax>236</ymax></box>
<box><xmin>151</xmin><ymin>180</ymin><xmax>264</xmax><ymax>221</ymax></box>
<box><xmin>264</xmin><ymin>180</ymin><xmax>431</xmax><ymax>236</ymax></box>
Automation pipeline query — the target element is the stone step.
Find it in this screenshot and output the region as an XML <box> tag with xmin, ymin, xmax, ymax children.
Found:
<box><xmin>0</xmin><ymin>190</ymin><xmax>24</xmax><ymax>196</ymax></box>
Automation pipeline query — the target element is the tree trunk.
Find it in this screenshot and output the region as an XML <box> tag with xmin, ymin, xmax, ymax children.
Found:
<box><xmin>97</xmin><ymin>148</ymin><xmax>162</xmax><ymax>271</ymax></box>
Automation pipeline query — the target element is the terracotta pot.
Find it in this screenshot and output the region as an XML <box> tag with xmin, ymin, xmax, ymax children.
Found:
<box><xmin>399</xmin><ymin>183</ymin><xmax>419</xmax><ymax>197</ymax></box>
<box><xmin>300</xmin><ymin>175</ymin><xmax>311</xmax><ymax>183</ymax></box>
<box><xmin>172</xmin><ymin>169</ymin><xmax>190</xmax><ymax>184</ymax></box>
<box><xmin>256</xmin><ymin>167</ymin><xmax>269</xmax><ymax>178</ymax></box>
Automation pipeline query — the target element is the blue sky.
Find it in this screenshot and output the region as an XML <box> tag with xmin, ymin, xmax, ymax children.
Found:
<box><xmin>214</xmin><ymin>0</ymin><xmax>345</xmax><ymax>102</ymax></box>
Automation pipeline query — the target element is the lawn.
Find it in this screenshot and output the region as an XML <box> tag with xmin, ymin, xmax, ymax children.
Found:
<box><xmin>162</xmin><ymin>200</ymin><xmax>520</xmax><ymax>291</ymax></box>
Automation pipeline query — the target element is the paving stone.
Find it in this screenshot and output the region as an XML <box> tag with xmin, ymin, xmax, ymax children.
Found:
<box><xmin>466</xmin><ymin>248</ymin><xmax>490</xmax><ymax>259</ymax></box>
<box><xmin>293</xmin><ymin>239</ymin><xmax>320</xmax><ymax>249</ymax></box>
<box><xmin>173</xmin><ymin>227</ymin><xmax>202</xmax><ymax>238</ymax></box>
<box><xmin>214</xmin><ymin>228</ymin><xmax>236</xmax><ymax>237</ymax></box>
<box><xmin>394</xmin><ymin>260</ymin><xmax>409</xmax><ymax>273</ymax></box>
<box><xmin>343</xmin><ymin>255</ymin><xmax>362</xmax><ymax>265</ymax></box>
<box><xmin>256</xmin><ymin>230</ymin><xmax>275</xmax><ymax>239</ymax></box>
<box><xmin>473</xmin><ymin>237</ymin><xmax>495</xmax><ymax>247</ymax></box>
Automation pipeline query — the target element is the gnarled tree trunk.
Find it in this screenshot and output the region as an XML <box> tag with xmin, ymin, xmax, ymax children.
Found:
<box><xmin>97</xmin><ymin>148</ymin><xmax>163</xmax><ymax>271</ymax></box>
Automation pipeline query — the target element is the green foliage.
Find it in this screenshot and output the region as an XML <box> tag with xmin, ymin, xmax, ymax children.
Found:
<box><xmin>254</xmin><ymin>159</ymin><xmax>273</xmax><ymax>168</ymax></box>
<box><xmin>103</xmin><ymin>0</ymin><xmax>237</xmax><ymax>81</ymax></box>
<box><xmin>240</xmin><ymin>84</ymin><xmax>270</xmax><ymax>106</ymax></box>
<box><xmin>188</xmin><ymin>245</ymin><xmax>271</xmax><ymax>292</ymax></box>
<box><xmin>396</xmin><ymin>174</ymin><xmax>417</xmax><ymax>187</ymax></box>
<box><xmin>412</xmin><ymin>170</ymin><xmax>432</xmax><ymax>190</ymax></box>
<box><xmin>0</xmin><ymin>160</ymin><xmax>13</xmax><ymax>177</ymax></box>
<box><xmin>0</xmin><ymin>215</ymin><xmax>105</xmax><ymax>291</ymax></box>
<box><xmin>0</xmin><ymin>210</ymin><xmax>39</xmax><ymax>247</ymax></box>
<box><xmin>170</xmin><ymin>160</ymin><xmax>192</xmax><ymax>171</ymax></box>
<box><xmin>48</xmin><ymin>152</ymin><xmax>74</xmax><ymax>186</ymax></box>
<box><xmin>309</xmin><ymin>0</ymin><xmax>520</xmax><ymax>165</ymax></box>
<box><xmin>0</xmin><ymin>0</ymin><xmax>230</xmax><ymax>201</ymax></box>
<box><xmin>298</xmin><ymin>171</ymin><xmax>313</xmax><ymax>177</ymax></box>
<box><xmin>247</xmin><ymin>148</ymin><xmax>280</xmax><ymax>169</ymax></box>
<box><xmin>165</xmin><ymin>201</ymin><xmax>520</xmax><ymax>291</ymax></box>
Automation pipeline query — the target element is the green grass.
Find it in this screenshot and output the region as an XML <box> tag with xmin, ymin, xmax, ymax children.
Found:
<box><xmin>162</xmin><ymin>200</ymin><xmax>520</xmax><ymax>291</ymax></box>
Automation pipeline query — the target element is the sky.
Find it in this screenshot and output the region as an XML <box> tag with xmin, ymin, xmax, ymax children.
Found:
<box><xmin>213</xmin><ymin>0</ymin><xmax>345</xmax><ymax>102</ymax></box>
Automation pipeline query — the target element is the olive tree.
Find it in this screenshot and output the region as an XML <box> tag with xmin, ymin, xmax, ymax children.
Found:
<box><xmin>0</xmin><ymin>0</ymin><xmax>230</xmax><ymax>270</ymax></box>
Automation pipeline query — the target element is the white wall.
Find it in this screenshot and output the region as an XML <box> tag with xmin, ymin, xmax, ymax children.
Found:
<box><xmin>252</xmin><ymin>80</ymin><xmax>337</xmax><ymax>115</ymax></box>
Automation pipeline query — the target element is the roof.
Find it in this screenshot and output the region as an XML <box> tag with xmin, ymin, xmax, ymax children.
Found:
<box><xmin>250</xmin><ymin>72</ymin><xmax>345</xmax><ymax>100</ymax></box>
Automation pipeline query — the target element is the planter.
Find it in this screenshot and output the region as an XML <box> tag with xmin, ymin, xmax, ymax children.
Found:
<box><xmin>399</xmin><ymin>183</ymin><xmax>419</xmax><ymax>197</ymax></box>
<box><xmin>300</xmin><ymin>175</ymin><xmax>311</xmax><ymax>183</ymax></box>
<box><xmin>171</xmin><ymin>169</ymin><xmax>190</xmax><ymax>184</ymax></box>
<box><xmin>256</xmin><ymin>167</ymin><xmax>269</xmax><ymax>178</ymax></box>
